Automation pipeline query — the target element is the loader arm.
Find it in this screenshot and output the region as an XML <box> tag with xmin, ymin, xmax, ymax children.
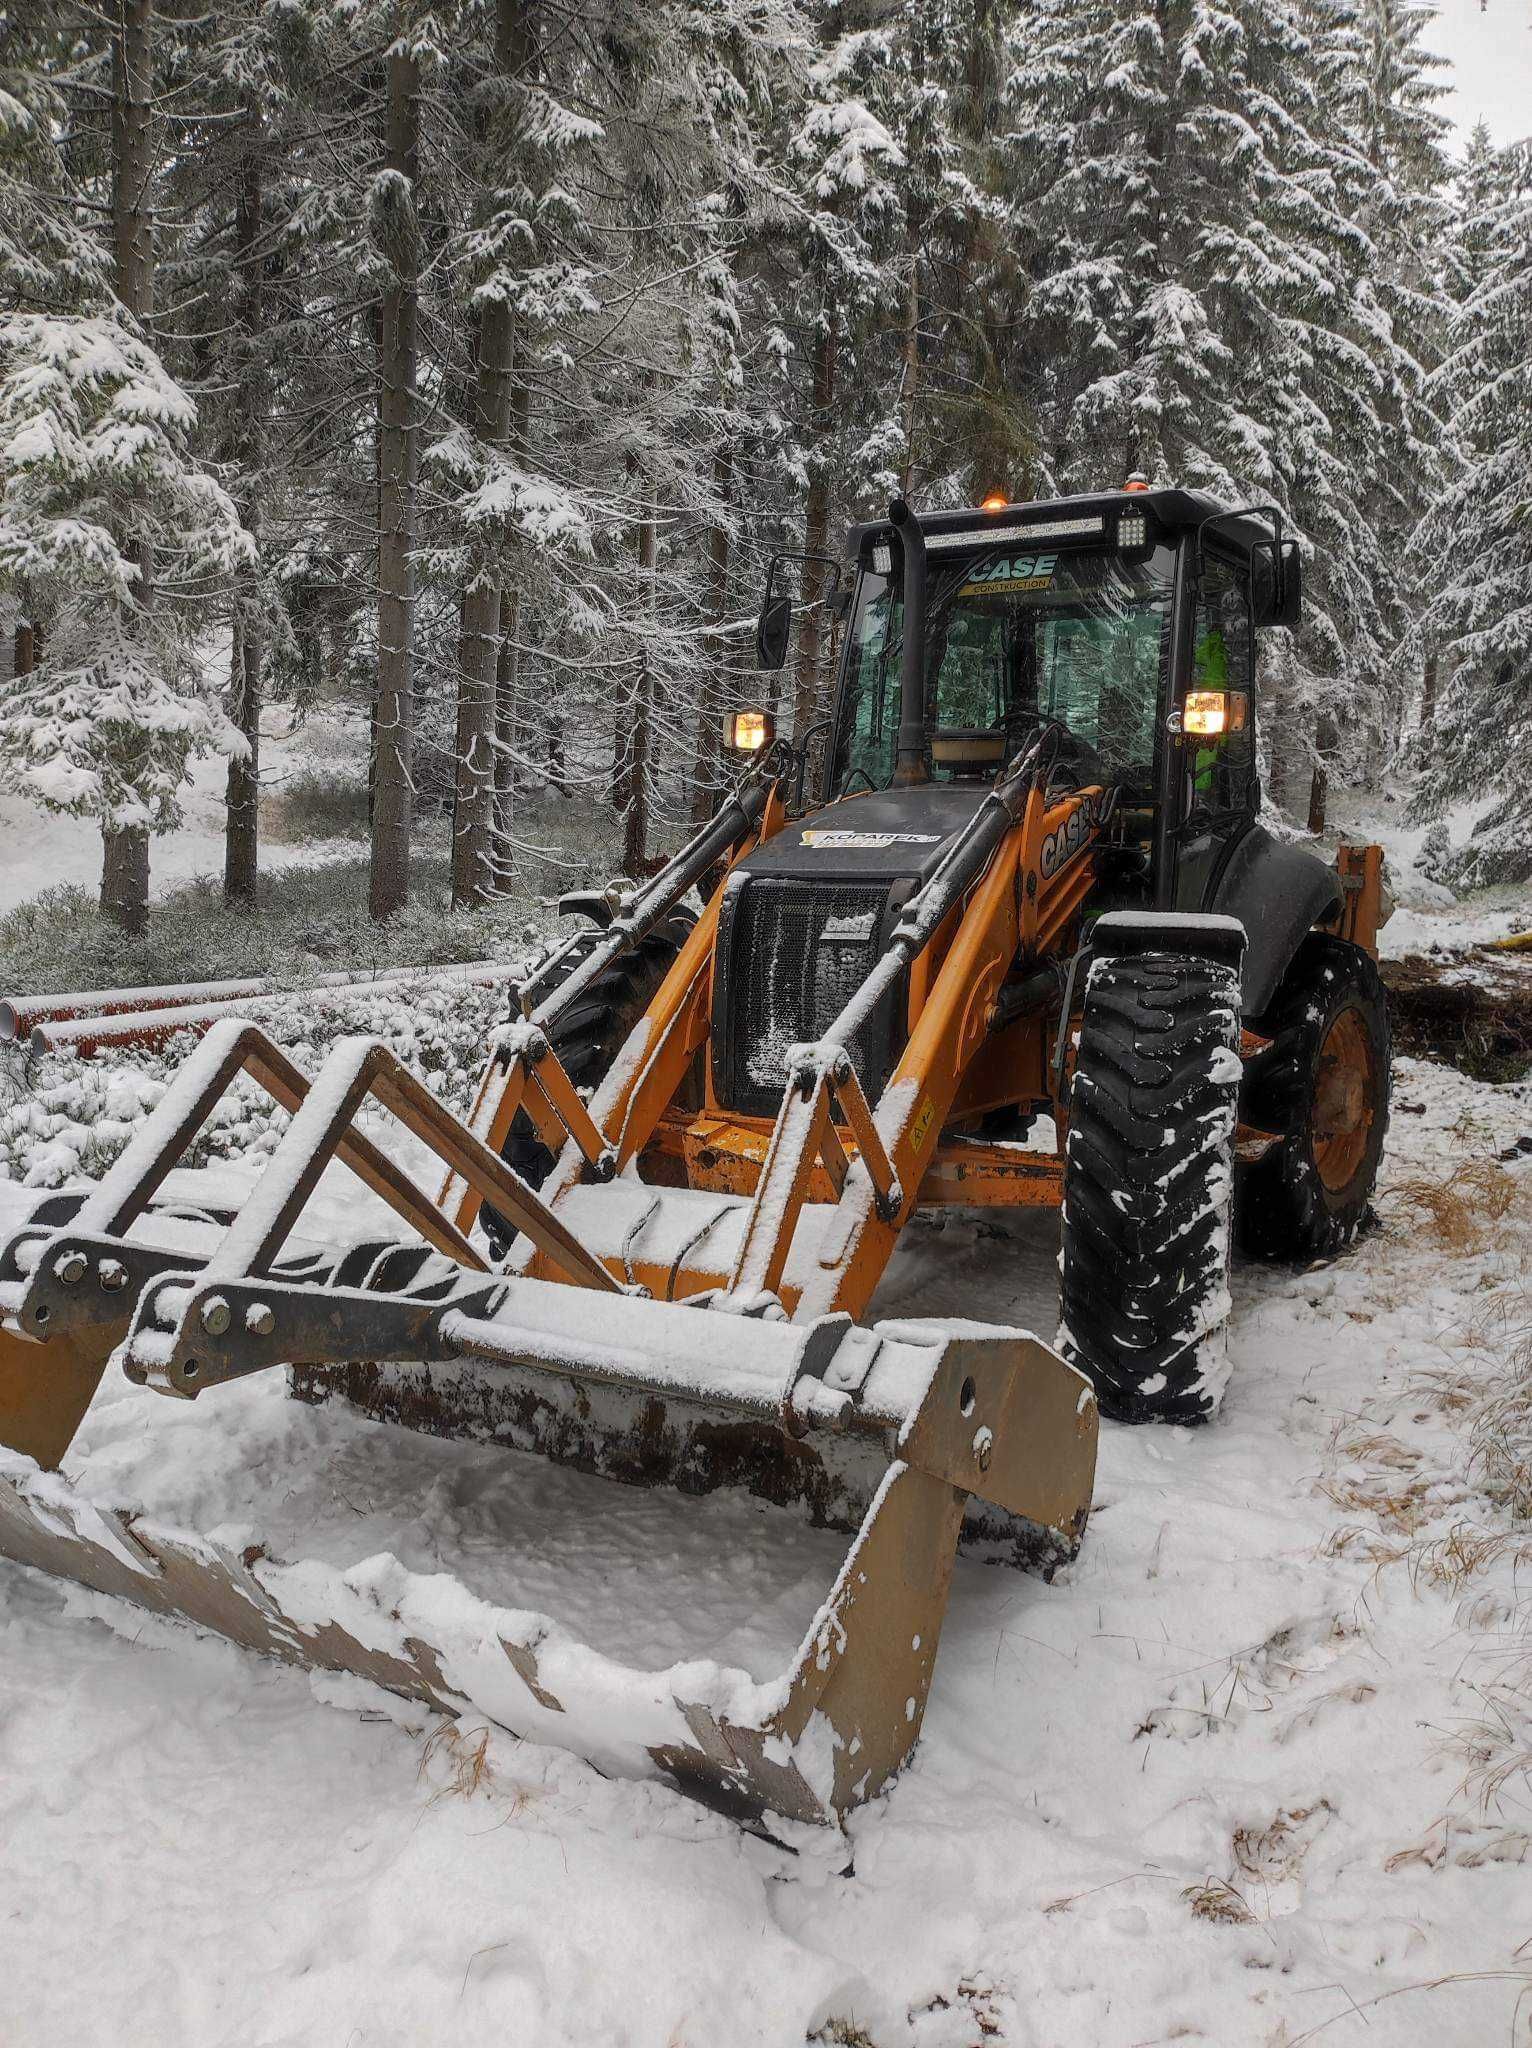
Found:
<box><xmin>513</xmin><ymin>746</ymin><xmax>1105</xmax><ymax>1321</ymax></box>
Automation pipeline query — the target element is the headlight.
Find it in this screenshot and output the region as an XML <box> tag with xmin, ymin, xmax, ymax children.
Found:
<box><xmin>725</xmin><ymin>708</ymin><xmax>775</xmax><ymax>753</ymax></box>
<box><xmin>1184</xmin><ymin>691</ymin><xmax>1228</xmax><ymax>738</ymax></box>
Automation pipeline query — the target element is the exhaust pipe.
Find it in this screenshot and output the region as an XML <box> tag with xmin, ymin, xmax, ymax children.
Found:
<box><xmin>888</xmin><ymin>498</ymin><xmax>929</xmax><ymax>786</ymax></box>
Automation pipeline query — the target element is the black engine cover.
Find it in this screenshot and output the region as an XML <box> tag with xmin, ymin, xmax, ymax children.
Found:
<box><xmin>711</xmin><ymin>789</ymin><xmax>986</xmax><ymax>1116</ymax></box>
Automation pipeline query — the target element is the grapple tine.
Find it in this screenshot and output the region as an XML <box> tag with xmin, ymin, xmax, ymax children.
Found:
<box><xmin>0</xmin><ymin>1322</ymin><xmax>117</xmax><ymax>1471</ymax></box>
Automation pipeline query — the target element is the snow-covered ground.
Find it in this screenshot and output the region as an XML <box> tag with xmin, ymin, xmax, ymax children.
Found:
<box><xmin>0</xmin><ymin>710</ymin><xmax>361</xmax><ymax>916</ymax></box>
<box><xmin>2</xmin><ymin>840</ymin><xmax>1531</xmax><ymax>2046</ymax></box>
<box><xmin>4</xmin><ymin>1052</ymin><xmax>1530</xmax><ymax>2047</ymax></box>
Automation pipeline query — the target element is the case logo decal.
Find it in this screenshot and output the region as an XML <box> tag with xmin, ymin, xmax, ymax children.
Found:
<box><xmin>959</xmin><ymin>552</ymin><xmax>1058</xmax><ymax>595</ymax></box>
<box><xmin>1039</xmin><ymin>788</ymin><xmax>1118</xmax><ymax>880</ymax></box>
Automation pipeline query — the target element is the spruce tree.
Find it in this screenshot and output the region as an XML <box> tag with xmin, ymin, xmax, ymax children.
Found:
<box><xmin>1412</xmin><ymin>137</ymin><xmax>1532</xmax><ymax>883</ymax></box>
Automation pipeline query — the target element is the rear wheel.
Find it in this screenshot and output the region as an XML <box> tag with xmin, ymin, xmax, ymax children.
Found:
<box><xmin>483</xmin><ymin>914</ymin><xmax>695</xmax><ymax>1254</ymax></box>
<box><xmin>1237</xmin><ymin>936</ymin><xmax>1391</xmax><ymax>1261</ymax></box>
<box><xmin>1059</xmin><ymin>950</ymin><xmax>1242</xmax><ymax>1424</ymax></box>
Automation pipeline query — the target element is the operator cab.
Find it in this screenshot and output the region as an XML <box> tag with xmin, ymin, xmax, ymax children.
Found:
<box><xmin>746</xmin><ymin>484</ymin><xmax>1301</xmax><ymax>917</ymax></box>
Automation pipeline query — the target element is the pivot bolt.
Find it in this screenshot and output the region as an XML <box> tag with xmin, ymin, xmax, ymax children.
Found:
<box><xmin>246</xmin><ymin>1302</ymin><xmax>275</xmax><ymax>1337</ymax></box>
<box><xmin>200</xmin><ymin>1297</ymin><xmax>231</xmax><ymax>1336</ymax></box>
<box><xmin>99</xmin><ymin>1260</ymin><xmax>128</xmax><ymax>1292</ymax></box>
<box><xmin>55</xmin><ymin>1251</ymin><xmax>87</xmax><ymax>1286</ymax></box>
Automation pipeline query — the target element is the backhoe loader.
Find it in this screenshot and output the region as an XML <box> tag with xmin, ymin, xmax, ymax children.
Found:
<box><xmin>0</xmin><ymin>483</ymin><xmax>1390</xmax><ymax>1828</ymax></box>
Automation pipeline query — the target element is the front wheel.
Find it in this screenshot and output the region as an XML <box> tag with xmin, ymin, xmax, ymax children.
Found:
<box><xmin>1059</xmin><ymin>948</ymin><xmax>1242</xmax><ymax>1425</ymax></box>
<box><xmin>1237</xmin><ymin>936</ymin><xmax>1391</xmax><ymax>1261</ymax></box>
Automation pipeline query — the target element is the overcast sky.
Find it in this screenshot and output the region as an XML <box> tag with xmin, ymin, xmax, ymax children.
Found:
<box><xmin>1431</xmin><ymin>0</ymin><xmax>1532</xmax><ymax>146</ymax></box>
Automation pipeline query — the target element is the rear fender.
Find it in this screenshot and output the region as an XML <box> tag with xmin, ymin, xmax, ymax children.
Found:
<box><xmin>1207</xmin><ymin>826</ymin><xmax>1343</xmax><ymax>1018</ymax></box>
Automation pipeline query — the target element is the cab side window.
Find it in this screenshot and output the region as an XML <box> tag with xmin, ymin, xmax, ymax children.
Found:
<box><xmin>1189</xmin><ymin>557</ymin><xmax>1255</xmax><ymax>813</ymax></box>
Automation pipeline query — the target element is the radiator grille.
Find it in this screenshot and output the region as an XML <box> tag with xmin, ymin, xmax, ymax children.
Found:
<box><xmin>714</xmin><ymin>879</ymin><xmax>900</xmax><ymax>1117</ymax></box>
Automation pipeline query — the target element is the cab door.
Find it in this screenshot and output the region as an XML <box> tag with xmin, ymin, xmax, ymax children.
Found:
<box><xmin>1175</xmin><ymin>551</ymin><xmax>1257</xmax><ymax>908</ymax></box>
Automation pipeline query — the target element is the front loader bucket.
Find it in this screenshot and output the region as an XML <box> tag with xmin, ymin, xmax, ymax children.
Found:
<box><xmin>0</xmin><ymin>1020</ymin><xmax>1097</xmax><ymax>1827</ymax></box>
<box><xmin>0</xmin><ymin>1306</ymin><xmax>1092</xmax><ymax>1826</ymax></box>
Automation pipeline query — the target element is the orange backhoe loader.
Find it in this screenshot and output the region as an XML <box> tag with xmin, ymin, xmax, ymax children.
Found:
<box><xmin>0</xmin><ymin>484</ymin><xmax>1390</xmax><ymax>1828</ymax></box>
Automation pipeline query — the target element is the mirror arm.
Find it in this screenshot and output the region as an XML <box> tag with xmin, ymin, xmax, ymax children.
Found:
<box><xmin>792</xmin><ymin>716</ymin><xmax>834</xmax><ymax>812</ymax></box>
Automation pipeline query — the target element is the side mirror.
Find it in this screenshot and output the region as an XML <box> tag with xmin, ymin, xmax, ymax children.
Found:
<box><xmin>756</xmin><ymin>591</ymin><xmax>792</xmax><ymax>671</ymax></box>
<box><xmin>1253</xmin><ymin>538</ymin><xmax>1302</xmax><ymax>627</ymax></box>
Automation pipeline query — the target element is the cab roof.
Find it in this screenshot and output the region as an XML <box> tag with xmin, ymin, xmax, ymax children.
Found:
<box><xmin>845</xmin><ymin>488</ymin><xmax>1281</xmax><ymax>567</ymax></box>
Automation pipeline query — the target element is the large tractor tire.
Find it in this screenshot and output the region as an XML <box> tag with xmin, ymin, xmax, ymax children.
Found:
<box><xmin>1237</xmin><ymin>935</ymin><xmax>1391</xmax><ymax>1262</ymax></box>
<box><xmin>1059</xmin><ymin>949</ymin><xmax>1243</xmax><ymax>1425</ymax></box>
<box><xmin>483</xmin><ymin>912</ymin><xmax>695</xmax><ymax>1255</ymax></box>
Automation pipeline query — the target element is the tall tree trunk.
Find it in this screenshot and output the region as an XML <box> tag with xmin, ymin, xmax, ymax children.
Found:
<box><xmin>793</xmin><ymin>322</ymin><xmax>837</xmax><ymax>742</ymax></box>
<box><xmin>490</xmin><ymin>381</ymin><xmax>531</xmax><ymax>885</ymax></box>
<box><xmin>1420</xmin><ymin>645</ymin><xmax>1438</xmax><ymax>729</ymax></box>
<box><xmin>900</xmin><ymin>256</ymin><xmax>920</xmax><ymax>492</ymax></box>
<box><xmin>692</xmin><ymin>446</ymin><xmax>731</xmax><ymax>824</ymax></box>
<box><xmin>450</xmin><ymin>296</ymin><xmax>512</xmax><ymax>906</ymax></box>
<box><xmin>225</xmin><ymin>95</ymin><xmax>264</xmax><ymax>908</ymax></box>
<box><xmin>0</xmin><ymin>596</ymin><xmax>17</xmax><ymax>690</ymax></box>
<box><xmin>624</xmin><ymin>488</ymin><xmax>655</xmax><ymax>875</ymax></box>
<box><xmin>451</xmin><ymin>0</ymin><xmax>532</xmax><ymax>908</ymax></box>
<box><xmin>491</xmin><ymin>591</ymin><xmax>519</xmax><ymax>881</ymax></box>
<box><xmin>1307</xmin><ymin>712</ymin><xmax>1336</xmax><ymax>837</ymax></box>
<box><xmin>370</xmin><ymin>50</ymin><xmax>421</xmax><ymax>923</ymax></box>
<box><xmin>103</xmin><ymin>0</ymin><xmax>155</xmax><ymax>935</ymax></box>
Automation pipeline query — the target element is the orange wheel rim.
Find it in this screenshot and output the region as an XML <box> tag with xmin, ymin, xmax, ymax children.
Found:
<box><xmin>1312</xmin><ymin>1006</ymin><xmax>1376</xmax><ymax>1193</ymax></box>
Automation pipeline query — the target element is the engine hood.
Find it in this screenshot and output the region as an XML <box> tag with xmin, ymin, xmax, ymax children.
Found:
<box><xmin>733</xmin><ymin>787</ymin><xmax>986</xmax><ymax>887</ymax></box>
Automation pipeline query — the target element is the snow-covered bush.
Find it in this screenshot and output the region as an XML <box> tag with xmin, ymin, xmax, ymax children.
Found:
<box><xmin>1445</xmin><ymin>798</ymin><xmax>1532</xmax><ymax>892</ymax></box>
<box><xmin>0</xmin><ymin>974</ymin><xmax>517</xmax><ymax>1189</ymax></box>
<box><xmin>1418</xmin><ymin>819</ymin><xmax>1453</xmax><ymax>886</ymax></box>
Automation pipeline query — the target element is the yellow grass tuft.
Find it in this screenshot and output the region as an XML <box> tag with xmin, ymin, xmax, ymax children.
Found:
<box><xmin>420</xmin><ymin>1719</ymin><xmax>495</xmax><ymax>1801</ymax></box>
<box><xmin>1385</xmin><ymin>1158</ymin><xmax>1525</xmax><ymax>1251</ymax></box>
<box><xmin>1182</xmin><ymin>1876</ymin><xmax>1257</xmax><ymax>1925</ymax></box>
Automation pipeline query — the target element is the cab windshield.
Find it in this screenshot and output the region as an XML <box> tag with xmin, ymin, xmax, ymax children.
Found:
<box><xmin>834</xmin><ymin>541</ymin><xmax>1175</xmax><ymax>795</ymax></box>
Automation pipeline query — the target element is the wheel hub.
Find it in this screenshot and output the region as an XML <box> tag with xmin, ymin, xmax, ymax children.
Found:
<box><xmin>1312</xmin><ymin>1006</ymin><xmax>1376</xmax><ymax>1192</ymax></box>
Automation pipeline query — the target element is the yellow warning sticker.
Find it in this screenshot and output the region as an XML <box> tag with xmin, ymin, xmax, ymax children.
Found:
<box><xmin>910</xmin><ymin>1097</ymin><xmax>937</xmax><ymax>1152</ymax></box>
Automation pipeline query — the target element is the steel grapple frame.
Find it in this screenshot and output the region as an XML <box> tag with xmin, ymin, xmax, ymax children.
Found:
<box><xmin>0</xmin><ymin>741</ymin><xmax>1101</xmax><ymax>1827</ymax></box>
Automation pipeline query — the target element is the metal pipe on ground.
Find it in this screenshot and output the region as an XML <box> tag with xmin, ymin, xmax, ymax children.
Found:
<box><xmin>29</xmin><ymin>963</ymin><xmax>528</xmax><ymax>1059</ymax></box>
<box><xmin>2</xmin><ymin>959</ymin><xmax>513</xmax><ymax>1045</ymax></box>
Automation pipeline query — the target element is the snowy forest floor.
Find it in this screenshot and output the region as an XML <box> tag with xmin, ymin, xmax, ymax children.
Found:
<box><xmin>2</xmin><ymin>818</ymin><xmax>1532</xmax><ymax>2047</ymax></box>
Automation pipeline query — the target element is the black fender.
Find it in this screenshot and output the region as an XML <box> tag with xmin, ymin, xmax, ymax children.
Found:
<box><xmin>1089</xmin><ymin>908</ymin><xmax>1248</xmax><ymax>975</ymax></box>
<box><xmin>1208</xmin><ymin>824</ymin><xmax>1343</xmax><ymax>1019</ymax></box>
<box><xmin>557</xmin><ymin>888</ymin><xmax>616</xmax><ymax>928</ymax></box>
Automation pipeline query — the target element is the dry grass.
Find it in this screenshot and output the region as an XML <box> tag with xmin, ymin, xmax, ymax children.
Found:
<box><xmin>1384</xmin><ymin>1157</ymin><xmax>1526</xmax><ymax>1251</ymax></box>
<box><xmin>809</xmin><ymin>2022</ymin><xmax>880</xmax><ymax>2048</ymax></box>
<box><xmin>1409</xmin><ymin>1522</ymin><xmax>1532</xmax><ymax>1592</ymax></box>
<box><xmin>1233</xmin><ymin>1803</ymin><xmax>1333</xmax><ymax>1883</ymax></box>
<box><xmin>1181</xmin><ymin>1876</ymin><xmax>1257</xmax><ymax>1925</ymax></box>
<box><xmin>420</xmin><ymin>1719</ymin><xmax>495</xmax><ymax>1801</ymax></box>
